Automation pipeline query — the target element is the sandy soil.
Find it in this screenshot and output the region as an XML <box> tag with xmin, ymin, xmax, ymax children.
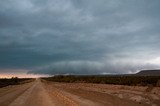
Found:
<box><xmin>0</xmin><ymin>79</ymin><xmax>159</xmax><ymax>106</ymax></box>
<box><xmin>44</xmin><ymin>82</ymin><xmax>160</xmax><ymax>106</ymax></box>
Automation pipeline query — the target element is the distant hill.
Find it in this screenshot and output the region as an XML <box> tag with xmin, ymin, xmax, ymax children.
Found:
<box><xmin>136</xmin><ymin>70</ymin><xmax>160</xmax><ymax>76</ymax></box>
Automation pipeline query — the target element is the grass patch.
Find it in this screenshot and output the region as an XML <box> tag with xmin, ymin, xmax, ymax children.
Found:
<box><xmin>43</xmin><ymin>75</ymin><xmax>160</xmax><ymax>86</ymax></box>
<box><xmin>0</xmin><ymin>77</ymin><xmax>34</xmax><ymax>88</ymax></box>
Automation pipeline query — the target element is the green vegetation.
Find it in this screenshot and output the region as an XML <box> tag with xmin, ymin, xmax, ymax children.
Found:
<box><xmin>43</xmin><ymin>75</ymin><xmax>160</xmax><ymax>86</ymax></box>
<box><xmin>0</xmin><ymin>77</ymin><xmax>34</xmax><ymax>88</ymax></box>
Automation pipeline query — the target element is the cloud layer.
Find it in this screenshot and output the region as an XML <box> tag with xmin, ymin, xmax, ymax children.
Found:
<box><xmin>0</xmin><ymin>0</ymin><xmax>160</xmax><ymax>74</ymax></box>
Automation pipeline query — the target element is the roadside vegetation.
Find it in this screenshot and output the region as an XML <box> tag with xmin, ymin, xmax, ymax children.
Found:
<box><xmin>43</xmin><ymin>75</ymin><xmax>160</xmax><ymax>86</ymax></box>
<box><xmin>0</xmin><ymin>77</ymin><xmax>34</xmax><ymax>88</ymax></box>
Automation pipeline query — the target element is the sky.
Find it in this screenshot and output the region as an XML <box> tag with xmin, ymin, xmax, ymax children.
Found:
<box><xmin>0</xmin><ymin>0</ymin><xmax>160</xmax><ymax>76</ymax></box>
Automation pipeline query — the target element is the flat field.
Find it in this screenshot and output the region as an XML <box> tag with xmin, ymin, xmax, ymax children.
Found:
<box><xmin>0</xmin><ymin>76</ymin><xmax>159</xmax><ymax>106</ymax></box>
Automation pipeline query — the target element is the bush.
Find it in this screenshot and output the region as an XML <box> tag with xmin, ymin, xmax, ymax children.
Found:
<box><xmin>43</xmin><ymin>75</ymin><xmax>160</xmax><ymax>86</ymax></box>
<box><xmin>0</xmin><ymin>77</ymin><xmax>33</xmax><ymax>88</ymax></box>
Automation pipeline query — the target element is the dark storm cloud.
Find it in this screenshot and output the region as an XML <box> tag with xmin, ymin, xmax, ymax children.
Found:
<box><xmin>0</xmin><ymin>0</ymin><xmax>160</xmax><ymax>74</ymax></box>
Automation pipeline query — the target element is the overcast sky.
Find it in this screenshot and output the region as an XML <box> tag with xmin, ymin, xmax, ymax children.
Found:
<box><xmin>0</xmin><ymin>0</ymin><xmax>160</xmax><ymax>75</ymax></box>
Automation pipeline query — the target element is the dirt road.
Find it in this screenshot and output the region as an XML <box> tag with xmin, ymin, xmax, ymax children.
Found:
<box><xmin>0</xmin><ymin>79</ymin><xmax>159</xmax><ymax>106</ymax></box>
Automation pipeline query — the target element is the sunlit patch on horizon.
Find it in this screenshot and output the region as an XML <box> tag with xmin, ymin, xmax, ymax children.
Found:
<box><xmin>146</xmin><ymin>57</ymin><xmax>160</xmax><ymax>66</ymax></box>
<box><xmin>0</xmin><ymin>72</ymin><xmax>50</xmax><ymax>78</ymax></box>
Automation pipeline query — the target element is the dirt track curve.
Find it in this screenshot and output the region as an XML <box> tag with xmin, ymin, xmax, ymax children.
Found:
<box><xmin>0</xmin><ymin>79</ymin><xmax>159</xmax><ymax>106</ymax></box>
